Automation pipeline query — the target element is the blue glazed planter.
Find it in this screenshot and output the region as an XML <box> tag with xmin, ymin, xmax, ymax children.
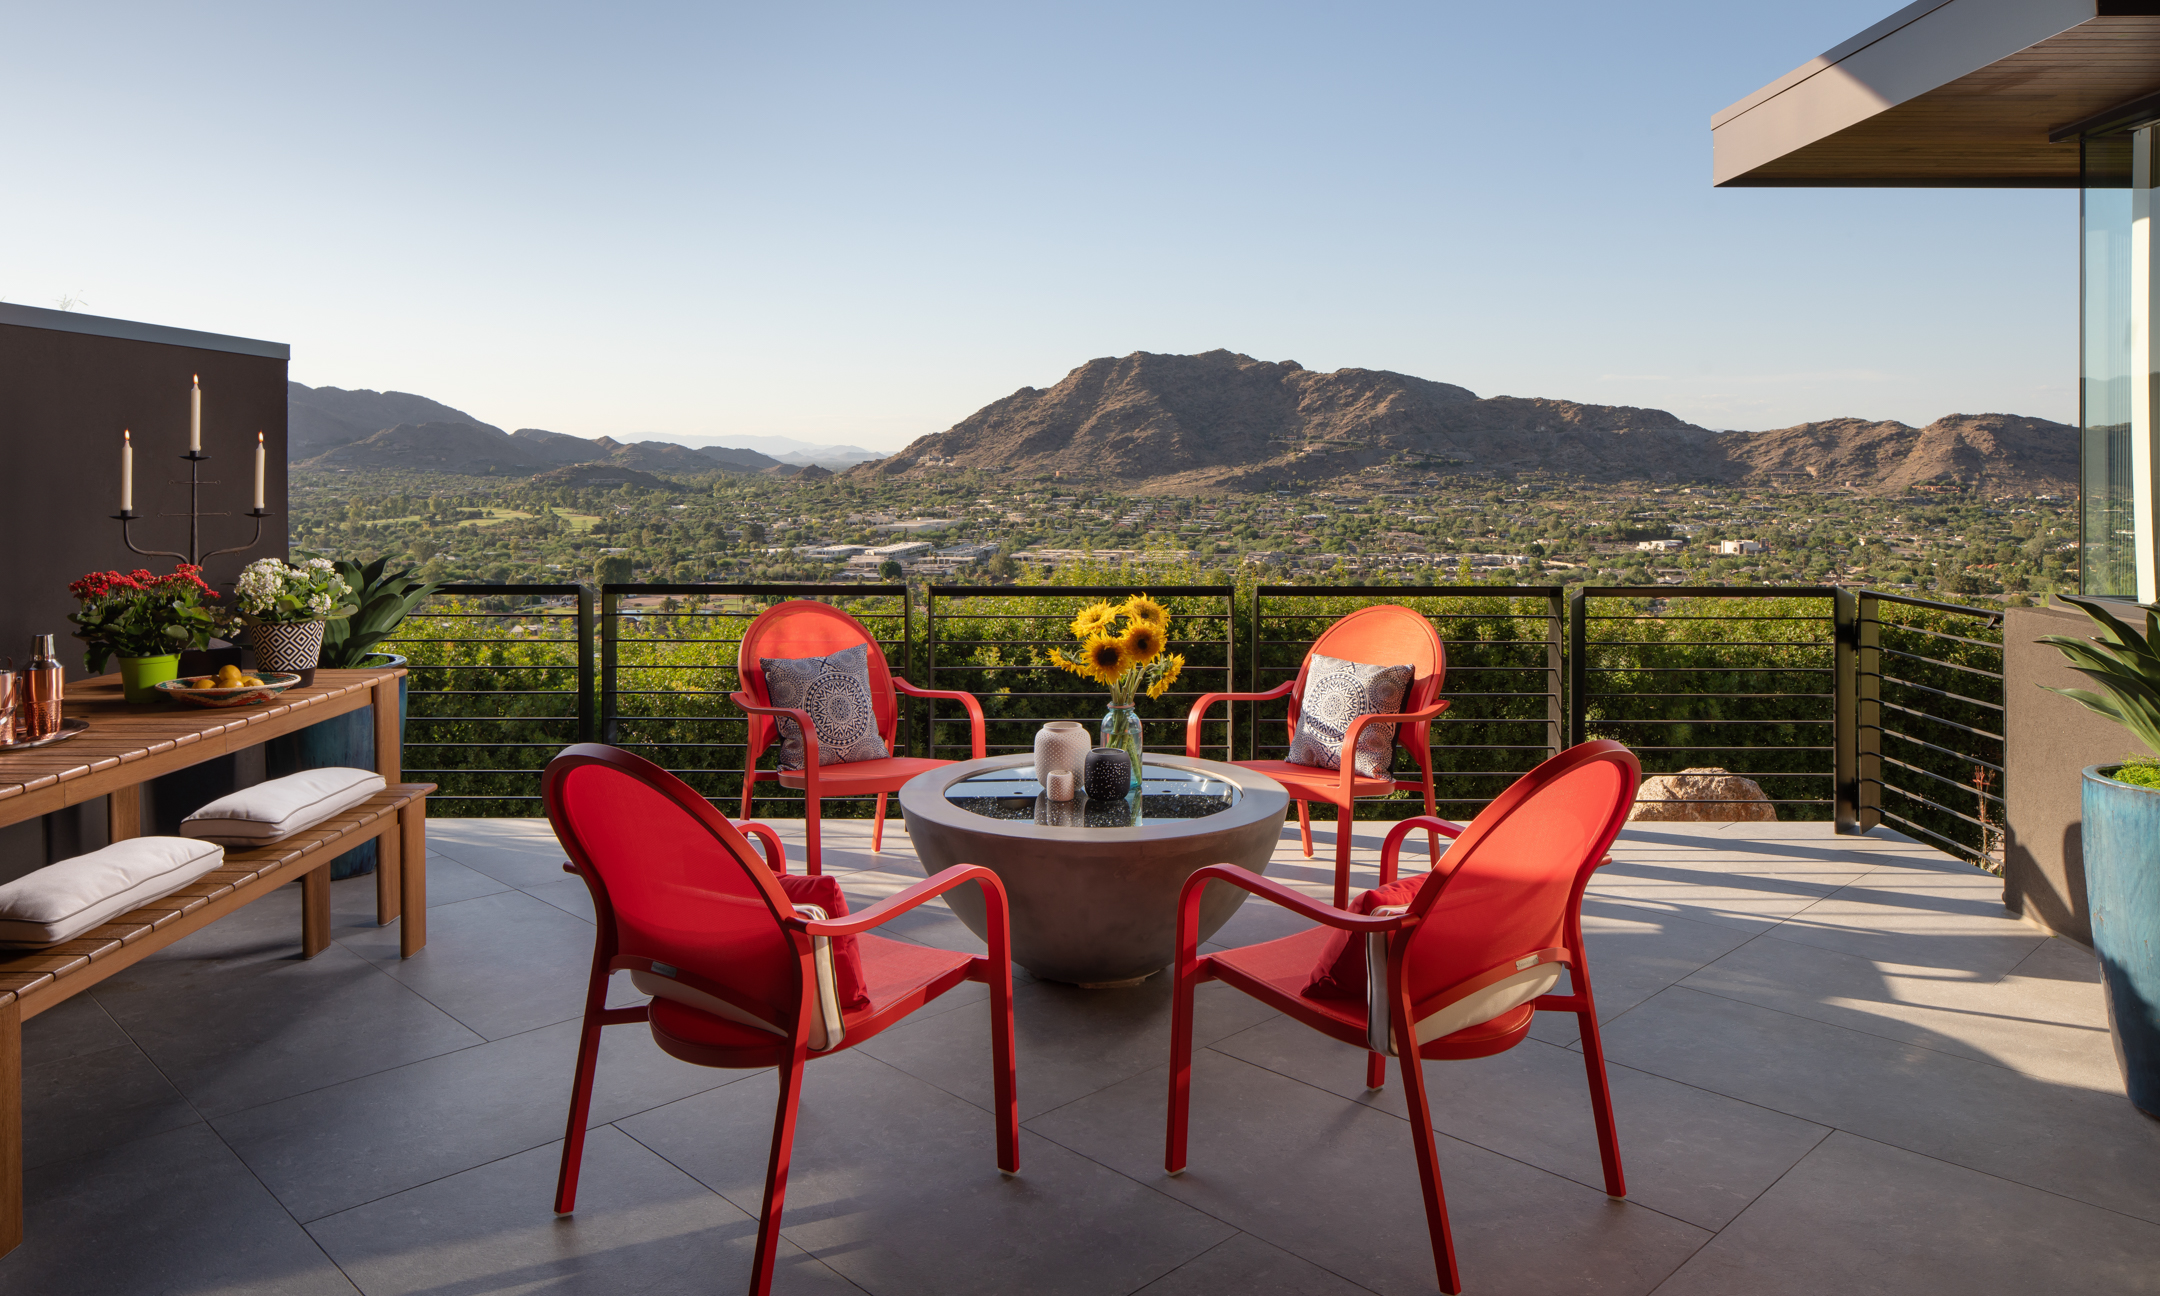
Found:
<box><xmin>265</xmin><ymin>654</ymin><xmax>407</xmax><ymax>880</ymax></box>
<box><xmin>2082</xmin><ymin>765</ymin><xmax>2160</xmax><ymax>1118</ymax></box>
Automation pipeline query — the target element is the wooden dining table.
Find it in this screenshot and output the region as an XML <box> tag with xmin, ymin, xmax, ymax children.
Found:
<box><xmin>0</xmin><ymin>666</ymin><xmax>409</xmax><ymax>916</ymax></box>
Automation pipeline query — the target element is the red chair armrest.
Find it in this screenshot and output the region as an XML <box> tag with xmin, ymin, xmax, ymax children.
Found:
<box><xmin>1337</xmin><ymin>702</ymin><xmax>1452</xmax><ymax>800</ymax></box>
<box><xmin>793</xmin><ymin>863</ymin><xmax>1007</xmax><ymax>937</ymax></box>
<box><xmin>1175</xmin><ymin>863</ymin><xmax>1405</xmax><ymax>934</ymax></box>
<box><xmin>1184</xmin><ymin>681</ymin><xmax>1295</xmax><ymax>756</ymax></box>
<box><xmin>730</xmin><ymin>691</ymin><xmax>820</xmax><ymax>769</ymax></box>
<box><xmin>1380</xmin><ymin>814</ymin><xmax>1464</xmax><ymax>886</ymax></box>
<box><xmin>894</xmin><ymin>680</ymin><xmax>987</xmax><ymax>759</ymax></box>
<box><xmin>739</xmin><ymin>821</ymin><xmax>788</xmax><ymax>874</ymax></box>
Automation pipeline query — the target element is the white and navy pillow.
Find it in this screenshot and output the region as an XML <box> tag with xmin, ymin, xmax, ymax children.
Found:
<box><xmin>1286</xmin><ymin>653</ymin><xmax>1414</xmax><ymax>778</ymax></box>
<box><xmin>763</xmin><ymin>643</ymin><xmax>891</xmax><ymax>770</ymax></box>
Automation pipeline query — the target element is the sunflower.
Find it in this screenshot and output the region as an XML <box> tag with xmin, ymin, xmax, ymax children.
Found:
<box><xmin>1070</xmin><ymin>601</ymin><xmax>1117</xmax><ymax>640</ymax></box>
<box><xmin>1122</xmin><ymin>594</ymin><xmax>1169</xmax><ymax>630</ymax></box>
<box><xmin>1146</xmin><ymin>653</ymin><xmax>1185</xmax><ymax>700</ymax></box>
<box><xmin>1081</xmin><ymin>632</ymin><xmax>1133</xmax><ymax>685</ymax></box>
<box><xmin>1119</xmin><ymin>620</ymin><xmax>1165</xmax><ymax>666</ymax></box>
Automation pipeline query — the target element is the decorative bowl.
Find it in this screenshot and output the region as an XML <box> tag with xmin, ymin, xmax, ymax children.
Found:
<box><xmin>154</xmin><ymin>673</ymin><xmax>303</xmax><ymax>708</ymax></box>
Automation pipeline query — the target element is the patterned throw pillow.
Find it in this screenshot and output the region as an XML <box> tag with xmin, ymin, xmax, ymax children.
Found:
<box><xmin>1286</xmin><ymin>653</ymin><xmax>1414</xmax><ymax>779</ymax></box>
<box><xmin>763</xmin><ymin>644</ymin><xmax>891</xmax><ymax>770</ymax></box>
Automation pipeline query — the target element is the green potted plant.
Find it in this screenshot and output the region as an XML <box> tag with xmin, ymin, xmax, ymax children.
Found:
<box><xmin>266</xmin><ymin>558</ymin><xmax>442</xmax><ymax>879</ymax></box>
<box><xmin>231</xmin><ymin>557</ymin><xmax>358</xmax><ymax>681</ymax></box>
<box><xmin>66</xmin><ymin>564</ymin><xmax>224</xmax><ymax>701</ymax></box>
<box><xmin>2037</xmin><ymin>595</ymin><xmax>2160</xmax><ymax>1116</ymax></box>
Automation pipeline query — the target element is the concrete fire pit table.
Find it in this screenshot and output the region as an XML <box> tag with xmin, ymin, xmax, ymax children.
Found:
<box><xmin>897</xmin><ymin>753</ymin><xmax>1289</xmax><ymax>986</ymax></box>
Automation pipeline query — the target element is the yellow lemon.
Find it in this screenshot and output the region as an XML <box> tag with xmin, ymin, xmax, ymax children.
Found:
<box><xmin>191</xmin><ymin>678</ymin><xmax>217</xmax><ymax>690</ymax></box>
<box><xmin>240</xmin><ymin>677</ymin><xmax>264</xmax><ymax>687</ymax></box>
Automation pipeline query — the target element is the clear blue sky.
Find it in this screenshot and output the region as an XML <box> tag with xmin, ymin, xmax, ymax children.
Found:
<box><xmin>2</xmin><ymin>1</ymin><xmax>2071</xmax><ymax>451</ymax></box>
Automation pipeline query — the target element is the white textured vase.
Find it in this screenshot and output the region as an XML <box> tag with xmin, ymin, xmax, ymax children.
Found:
<box><xmin>251</xmin><ymin>621</ymin><xmax>325</xmax><ymax>675</ymax></box>
<box><xmin>1033</xmin><ymin>721</ymin><xmax>1091</xmax><ymax>788</ymax></box>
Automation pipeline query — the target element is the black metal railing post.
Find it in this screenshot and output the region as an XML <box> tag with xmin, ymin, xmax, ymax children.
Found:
<box><xmin>576</xmin><ymin>584</ymin><xmax>596</xmax><ymax>742</ymax></box>
<box><xmin>1835</xmin><ymin>587</ymin><xmax>1860</xmax><ymax>833</ymax></box>
<box><xmin>1545</xmin><ymin>588</ymin><xmax>1565</xmax><ymax>757</ymax></box>
<box><xmin>1857</xmin><ymin>589</ymin><xmax>1881</xmax><ymax>832</ymax></box>
<box><xmin>599</xmin><ymin>585</ymin><xmax>620</xmax><ymax>744</ymax></box>
<box><xmin>1566</xmin><ymin>587</ymin><xmax>1587</xmax><ymax>748</ymax></box>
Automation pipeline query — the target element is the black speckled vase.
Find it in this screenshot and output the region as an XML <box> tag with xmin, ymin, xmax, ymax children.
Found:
<box><xmin>1083</xmin><ymin>747</ymin><xmax>1132</xmax><ymax>802</ymax></box>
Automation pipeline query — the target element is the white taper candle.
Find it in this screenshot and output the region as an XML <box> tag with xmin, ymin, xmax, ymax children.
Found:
<box><xmin>121</xmin><ymin>429</ymin><xmax>133</xmax><ymax>512</ymax></box>
<box><xmin>253</xmin><ymin>431</ymin><xmax>265</xmax><ymax>509</ymax></box>
<box><xmin>190</xmin><ymin>375</ymin><xmax>201</xmax><ymax>451</ymax></box>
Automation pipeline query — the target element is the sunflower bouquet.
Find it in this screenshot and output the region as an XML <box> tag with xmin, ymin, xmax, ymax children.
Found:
<box><xmin>1049</xmin><ymin>594</ymin><xmax>1186</xmax><ymax>706</ymax></box>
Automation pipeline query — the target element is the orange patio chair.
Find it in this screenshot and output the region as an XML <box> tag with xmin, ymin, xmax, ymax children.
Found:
<box><xmin>1185</xmin><ymin>603</ymin><xmax>1451</xmax><ymax>906</ymax></box>
<box><xmin>544</xmin><ymin>742</ymin><xmax>1018</xmax><ymax>1296</ymax></box>
<box><xmin>1165</xmin><ymin>739</ymin><xmax>1640</xmax><ymax>1293</ymax></box>
<box><xmin>731</xmin><ymin>599</ymin><xmax>985</xmax><ymax>874</ymax></box>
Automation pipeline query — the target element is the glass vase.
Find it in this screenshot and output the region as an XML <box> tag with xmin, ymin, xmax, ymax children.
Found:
<box><xmin>1100</xmin><ymin>703</ymin><xmax>1143</xmax><ymax>789</ymax></box>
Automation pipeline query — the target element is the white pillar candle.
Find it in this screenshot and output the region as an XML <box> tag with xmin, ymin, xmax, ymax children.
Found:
<box><xmin>190</xmin><ymin>375</ymin><xmax>201</xmax><ymax>452</ymax></box>
<box><xmin>1046</xmin><ymin>769</ymin><xmax>1075</xmax><ymax>801</ymax></box>
<box><xmin>121</xmin><ymin>429</ymin><xmax>133</xmax><ymax>512</ymax></box>
<box><xmin>253</xmin><ymin>430</ymin><xmax>265</xmax><ymax>509</ymax></box>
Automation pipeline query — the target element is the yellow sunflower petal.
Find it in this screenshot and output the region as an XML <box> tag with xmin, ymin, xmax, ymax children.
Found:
<box><xmin>1082</xmin><ymin>632</ymin><xmax>1132</xmax><ymax>684</ymax></box>
<box><xmin>1122</xmin><ymin>594</ymin><xmax>1169</xmax><ymax>630</ymax></box>
<box><xmin>1119</xmin><ymin>621</ymin><xmax>1165</xmax><ymax>666</ymax></box>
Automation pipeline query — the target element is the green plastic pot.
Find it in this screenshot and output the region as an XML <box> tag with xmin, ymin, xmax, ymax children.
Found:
<box><xmin>117</xmin><ymin>654</ymin><xmax>182</xmax><ymax>703</ymax></box>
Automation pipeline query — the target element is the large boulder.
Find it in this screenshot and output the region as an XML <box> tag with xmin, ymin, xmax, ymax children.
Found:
<box><xmin>1629</xmin><ymin>767</ymin><xmax>1776</xmax><ymax>822</ymax></box>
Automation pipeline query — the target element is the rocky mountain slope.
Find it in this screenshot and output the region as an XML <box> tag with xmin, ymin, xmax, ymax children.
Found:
<box><xmin>861</xmin><ymin>350</ymin><xmax>2074</xmax><ymax>496</ymax></box>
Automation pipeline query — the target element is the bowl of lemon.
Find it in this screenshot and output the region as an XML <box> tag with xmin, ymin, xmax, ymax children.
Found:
<box><xmin>155</xmin><ymin>665</ymin><xmax>304</xmax><ymax>708</ymax></box>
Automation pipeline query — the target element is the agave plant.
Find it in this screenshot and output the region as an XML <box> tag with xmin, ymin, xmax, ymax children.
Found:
<box><xmin>316</xmin><ymin>557</ymin><xmax>444</xmax><ymax>669</ymax></box>
<box><xmin>2037</xmin><ymin>595</ymin><xmax>2160</xmax><ymax>759</ymax></box>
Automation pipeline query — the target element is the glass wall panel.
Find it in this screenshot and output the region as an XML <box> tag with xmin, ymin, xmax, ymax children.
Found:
<box><xmin>2082</xmin><ymin>132</ymin><xmax>2136</xmax><ymax>596</ymax></box>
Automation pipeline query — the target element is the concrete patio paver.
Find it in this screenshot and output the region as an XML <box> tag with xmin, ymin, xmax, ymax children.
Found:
<box><xmin>1</xmin><ymin>814</ymin><xmax>2152</xmax><ymax>1295</ymax></box>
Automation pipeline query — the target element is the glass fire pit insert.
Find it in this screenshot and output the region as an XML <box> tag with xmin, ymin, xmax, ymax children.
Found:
<box><xmin>943</xmin><ymin>763</ymin><xmax>1239</xmax><ymax>828</ymax></box>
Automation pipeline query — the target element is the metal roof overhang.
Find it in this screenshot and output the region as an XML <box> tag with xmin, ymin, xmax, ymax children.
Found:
<box><xmin>1713</xmin><ymin>0</ymin><xmax>2160</xmax><ymax>188</ymax></box>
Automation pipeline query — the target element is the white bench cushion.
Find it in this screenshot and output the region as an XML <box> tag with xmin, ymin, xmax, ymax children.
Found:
<box><xmin>180</xmin><ymin>767</ymin><xmax>388</xmax><ymax>844</ymax></box>
<box><xmin>0</xmin><ymin>837</ymin><xmax>225</xmax><ymax>947</ymax></box>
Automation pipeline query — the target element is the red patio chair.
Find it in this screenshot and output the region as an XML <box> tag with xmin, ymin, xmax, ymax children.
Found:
<box><xmin>544</xmin><ymin>743</ymin><xmax>1018</xmax><ymax>1296</ymax></box>
<box><xmin>732</xmin><ymin>599</ymin><xmax>985</xmax><ymax>874</ymax></box>
<box><xmin>1165</xmin><ymin>739</ymin><xmax>1639</xmax><ymax>1294</ymax></box>
<box><xmin>1185</xmin><ymin>603</ymin><xmax>1452</xmax><ymax>906</ymax></box>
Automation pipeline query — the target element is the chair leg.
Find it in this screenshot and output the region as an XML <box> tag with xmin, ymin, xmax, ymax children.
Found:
<box><xmin>1366</xmin><ymin>1050</ymin><xmax>1388</xmax><ymax>1090</ymax></box>
<box><xmin>872</xmin><ymin>792</ymin><xmax>887</xmax><ymax>854</ymax></box>
<box><xmin>750</xmin><ymin>1049</ymin><xmax>810</xmax><ymax>1296</ymax></box>
<box><xmin>1397</xmin><ymin>1044</ymin><xmax>1463</xmax><ymax>1294</ymax></box>
<box><xmin>552</xmin><ymin>980</ymin><xmax>610</xmax><ymax>1214</ymax></box>
<box><xmin>988</xmin><ymin>952</ymin><xmax>1019</xmax><ymax>1173</ymax></box>
<box><xmin>740</xmin><ymin>759</ymin><xmax>757</xmax><ymax>822</ymax></box>
<box><xmin>803</xmin><ymin>785</ymin><xmax>823</xmax><ymax>876</ymax></box>
<box><xmin>1424</xmin><ymin>776</ymin><xmax>1441</xmax><ymax>867</ymax></box>
<box><xmin>1333</xmin><ymin>808</ymin><xmax>1354</xmax><ymax>910</ymax></box>
<box><xmin>1577</xmin><ymin>1006</ymin><xmax>1627</xmax><ymax>1199</ymax></box>
<box><xmin>1297</xmin><ymin>800</ymin><xmax>1314</xmax><ymax>857</ymax></box>
<box><xmin>1165</xmin><ymin>956</ymin><xmax>1199</xmax><ymax>1174</ymax></box>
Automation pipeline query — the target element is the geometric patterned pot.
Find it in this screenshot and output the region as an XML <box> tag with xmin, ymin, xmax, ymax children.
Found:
<box><xmin>250</xmin><ymin>620</ymin><xmax>325</xmax><ymax>675</ymax></box>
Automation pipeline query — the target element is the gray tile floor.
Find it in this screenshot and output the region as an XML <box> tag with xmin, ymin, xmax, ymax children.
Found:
<box><xmin>6</xmin><ymin>813</ymin><xmax>2157</xmax><ymax>1295</ymax></box>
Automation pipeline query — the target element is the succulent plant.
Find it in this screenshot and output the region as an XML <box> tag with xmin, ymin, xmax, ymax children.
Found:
<box><xmin>2037</xmin><ymin>595</ymin><xmax>2160</xmax><ymax>760</ymax></box>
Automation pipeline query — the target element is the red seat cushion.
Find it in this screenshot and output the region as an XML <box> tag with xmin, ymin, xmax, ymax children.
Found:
<box><xmin>1237</xmin><ymin>760</ymin><xmax>1397</xmax><ymax>803</ymax></box>
<box><xmin>649</xmin><ymin>932</ymin><xmax>970</xmax><ymax>1048</ymax></box>
<box><xmin>1303</xmin><ymin>872</ymin><xmax>1433</xmax><ymax>1000</ymax></box>
<box><xmin>776</xmin><ymin>874</ymin><xmax>868</xmax><ymax>1010</ymax></box>
<box><xmin>776</xmin><ymin>756</ymin><xmax>949</xmax><ymax>794</ymax></box>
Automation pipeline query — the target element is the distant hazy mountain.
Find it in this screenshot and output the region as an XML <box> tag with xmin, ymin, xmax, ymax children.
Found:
<box><xmin>290</xmin><ymin>383</ymin><xmax>803</xmax><ymax>476</ymax></box>
<box><xmin>859</xmin><ymin>349</ymin><xmax>2075</xmax><ymax>496</ymax></box>
<box><xmin>289</xmin><ymin>383</ymin><xmax>502</xmax><ymax>458</ymax></box>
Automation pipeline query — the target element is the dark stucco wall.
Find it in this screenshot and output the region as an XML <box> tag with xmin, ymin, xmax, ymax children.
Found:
<box><xmin>0</xmin><ymin>305</ymin><xmax>288</xmax><ymax>876</ymax></box>
<box><xmin>2001</xmin><ymin>602</ymin><xmax>2148</xmax><ymax>947</ymax></box>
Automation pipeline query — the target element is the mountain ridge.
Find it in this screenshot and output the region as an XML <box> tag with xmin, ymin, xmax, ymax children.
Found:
<box><xmin>857</xmin><ymin>349</ymin><xmax>2073</xmax><ymax>496</ymax></box>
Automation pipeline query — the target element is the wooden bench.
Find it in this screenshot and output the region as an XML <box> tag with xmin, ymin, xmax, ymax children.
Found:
<box><xmin>0</xmin><ymin>781</ymin><xmax>433</xmax><ymax>1255</ymax></box>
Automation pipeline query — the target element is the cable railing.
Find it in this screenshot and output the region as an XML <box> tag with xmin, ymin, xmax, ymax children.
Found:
<box><xmin>921</xmin><ymin>585</ymin><xmax>1237</xmax><ymax>762</ymax></box>
<box><xmin>598</xmin><ymin>583</ymin><xmax>911</xmax><ymax>818</ymax></box>
<box><xmin>1857</xmin><ymin>592</ymin><xmax>2005</xmax><ymax>868</ymax></box>
<box><xmin>380</xmin><ymin>584</ymin><xmax>591</xmax><ymax>814</ymax></box>
<box><xmin>378</xmin><ymin>579</ymin><xmax>2014</xmax><ymax>867</ymax></box>
<box><xmin>1570</xmin><ymin>586</ymin><xmax>1840</xmax><ymax>819</ymax></box>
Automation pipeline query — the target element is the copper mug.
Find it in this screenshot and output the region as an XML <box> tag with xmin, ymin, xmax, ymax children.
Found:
<box><xmin>0</xmin><ymin>659</ymin><xmax>15</xmax><ymax>746</ymax></box>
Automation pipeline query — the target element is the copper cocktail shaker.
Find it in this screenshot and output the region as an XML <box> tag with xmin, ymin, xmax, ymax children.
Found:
<box><xmin>0</xmin><ymin>658</ymin><xmax>14</xmax><ymax>746</ymax></box>
<box><xmin>21</xmin><ymin>635</ymin><xmax>63</xmax><ymax>740</ymax></box>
